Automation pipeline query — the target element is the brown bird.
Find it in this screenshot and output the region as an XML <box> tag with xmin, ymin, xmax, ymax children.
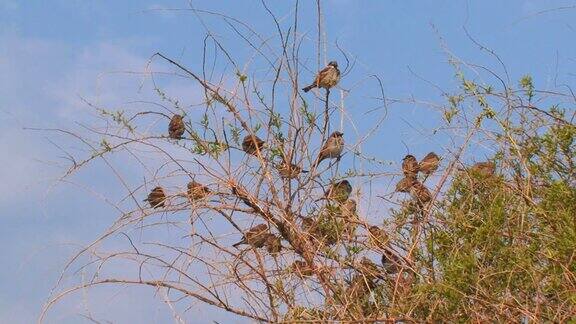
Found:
<box><xmin>341</xmin><ymin>199</ymin><xmax>357</xmax><ymax>220</ymax></box>
<box><xmin>291</xmin><ymin>260</ymin><xmax>314</xmax><ymax>277</ymax></box>
<box><xmin>187</xmin><ymin>181</ymin><xmax>211</xmax><ymax>201</ymax></box>
<box><xmin>231</xmin><ymin>186</ymin><xmax>254</xmax><ymax>209</ymax></box>
<box><xmin>347</xmin><ymin>273</ymin><xmax>377</xmax><ymax>299</ymax></box>
<box><xmin>419</xmin><ymin>152</ymin><xmax>440</xmax><ymax>175</ymax></box>
<box><xmin>410</xmin><ymin>181</ymin><xmax>432</xmax><ymax>205</ymax></box>
<box><xmin>314</xmin><ymin>131</ymin><xmax>344</xmax><ymax>167</ymax></box>
<box><xmin>326</xmin><ymin>180</ymin><xmax>352</xmax><ymax>203</ymax></box>
<box><xmin>470</xmin><ymin>161</ymin><xmax>496</xmax><ymax>177</ymax></box>
<box><xmin>168</xmin><ymin>114</ymin><xmax>185</xmax><ymax>139</ymax></box>
<box><xmin>368</xmin><ymin>225</ymin><xmax>388</xmax><ymax>250</ymax></box>
<box><xmin>144</xmin><ymin>186</ymin><xmax>166</xmax><ymax>208</ymax></box>
<box><xmin>242</xmin><ymin>134</ymin><xmax>265</xmax><ymax>156</ymax></box>
<box><xmin>233</xmin><ymin>224</ymin><xmax>269</xmax><ymax>248</ymax></box>
<box><xmin>302</xmin><ymin>61</ymin><xmax>341</xmax><ymax>93</ymax></box>
<box><xmin>402</xmin><ymin>154</ymin><xmax>419</xmax><ymax>177</ymax></box>
<box><xmin>358</xmin><ymin>257</ymin><xmax>382</xmax><ymax>280</ymax></box>
<box><xmin>395</xmin><ymin>176</ymin><xmax>417</xmax><ymax>193</ymax></box>
<box><xmin>264</xmin><ymin>234</ymin><xmax>282</xmax><ymax>255</ymax></box>
<box><xmin>381</xmin><ymin>249</ymin><xmax>403</xmax><ymax>274</ymax></box>
<box><xmin>277</xmin><ymin>161</ymin><xmax>308</xmax><ymax>179</ymax></box>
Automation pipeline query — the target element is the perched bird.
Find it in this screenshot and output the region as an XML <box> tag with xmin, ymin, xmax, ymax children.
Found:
<box><xmin>302</xmin><ymin>61</ymin><xmax>341</xmax><ymax>93</ymax></box>
<box><xmin>326</xmin><ymin>180</ymin><xmax>352</xmax><ymax>203</ymax></box>
<box><xmin>395</xmin><ymin>176</ymin><xmax>416</xmax><ymax>193</ymax></box>
<box><xmin>233</xmin><ymin>224</ymin><xmax>269</xmax><ymax>248</ymax></box>
<box><xmin>145</xmin><ymin>186</ymin><xmax>166</xmax><ymax>208</ymax></box>
<box><xmin>419</xmin><ymin>152</ymin><xmax>440</xmax><ymax>176</ymax></box>
<box><xmin>277</xmin><ymin>161</ymin><xmax>308</xmax><ymax>179</ymax></box>
<box><xmin>402</xmin><ymin>154</ymin><xmax>419</xmax><ymax>177</ymax></box>
<box><xmin>341</xmin><ymin>199</ymin><xmax>357</xmax><ymax>220</ymax></box>
<box><xmin>291</xmin><ymin>260</ymin><xmax>314</xmax><ymax>277</ymax></box>
<box><xmin>231</xmin><ymin>186</ymin><xmax>254</xmax><ymax>209</ymax></box>
<box><xmin>410</xmin><ymin>181</ymin><xmax>432</xmax><ymax>205</ymax></box>
<box><xmin>470</xmin><ymin>161</ymin><xmax>496</xmax><ymax>177</ymax></box>
<box><xmin>264</xmin><ymin>234</ymin><xmax>282</xmax><ymax>255</ymax></box>
<box><xmin>168</xmin><ymin>114</ymin><xmax>185</xmax><ymax>139</ymax></box>
<box><xmin>368</xmin><ymin>225</ymin><xmax>388</xmax><ymax>250</ymax></box>
<box><xmin>187</xmin><ymin>181</ymin><xmax>211</xmax><ymax>201</ymax></box>
<box><xmin>242</xmin><ymin>134</ymin><xmax>265</xmax><ymax>156</ymax></box>
<box><xmin>347</xmin><ymin>273</ymin><xmax>377</xmax><ymax>299</ymax></box>
<box><xmin>314</xmin><ymin>131</ymin><xmax>344</xmax><ymax>167</ymax></box>
<box><xmin>381</xmin><ymin>249</ymin><xmax>403</xmax><ymax>274</ymax></box>
<box><xmin>358</xmin><ymin>257</ymin><xmax>382</xmax><ymax>280</ymax></box>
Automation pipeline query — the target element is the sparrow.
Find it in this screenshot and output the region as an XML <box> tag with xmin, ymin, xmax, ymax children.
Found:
<box><xmin>348</xmin><ymin>273</ymin><xmax>377</xmax><ymax>299</ymax></box>
<box><xmin>302</xmin><ymin>61</ymin><xmax>340</xmax><ymax>93</ymax></box>
<box><xmin>231</xmin><ymin>186</ymin><xmax>254</xmax><ymax>209</ymax></box>
<box><xmin>368</xmin><ymin>225</ymin><xmax>388</xmax><ymax>250</ymax></box>
<box><xmin>402</xmin><ymin>154</ymin><xmax>419</xmax><ymax>177</ymax></box>
<box><xmin>470</xmin><ymin>161</ymin><xmax>496</xmax><ymax>177</ymax></box>
<box><xmin>340</xmin><ymin>199</ymin><xmax>357</xmax><ymax>220</ymax></box>
<box><xmin>277</xmin><ymin>160</ymin><xmax>308</xmax><ymax>179</ymax></box>
<box><xmin>419</xmin><ymin>152</ymin><xmax>440</xmax><ymax>175</ymax></box>
<box><xmin>290</xmin><ymin>260</ymin><xmax>314</xmax><ymax>277</ymax></box>
<box><xmin>409</xmin><ymin>181</ymin><xmax>432</xmax><ymax>205</ymax></box>
<box><xmin>358</xmin><ymin>257</ymin><xmax>382</xmax><ymax>280</ymax></box>
<box><xmin>326</xmin><ymin>180</ymin><xmax>352</xmax><ymax>203</ymax></box>
<box><xmin>395</xmin><ymin>176</ymin><xmax>417</xmax><ymax>193</ymax></box>
<box><xmin>144</xmin><ymin>186</ymin><xmax>166</xmax><ymax>208</ymax></box>
<box><xmin>242</xmin><ymin>134</ymin><xmax>265</xmax><ymax>156</ymax></box>
<box><xmin>314</xmin><ymin>131</ymin><xmax>344</xmax><ymax>167</ymax></box>
<box><xmin>381</xmin><ymin>249</ymin><xmax>403</xmax><ymax>274</ymax></box>
<box><xmin>232</xmin><ymin>224</ymin><xmax>269</xmax><ymax>248</ymax></box>
<box><xmin>187</xmin><ymin>181</ymin><xmax>211</xmax><ymax>201</ymax></box>
<box><xmin>264</xmin><ymin>234</ymin><xmax>282</xmax><ymax>255</ymax></box>
<box><xmin>168</xmin><ymin>114</ymin><xmax>185</xmax><ymax>139</ymax></box>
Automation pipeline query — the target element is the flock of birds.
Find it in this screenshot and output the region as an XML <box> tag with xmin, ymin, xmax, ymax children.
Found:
<box><xmin>143</xmin><ymin>60</ymin><xmax>497</xmax><ymax>277</ymax></box>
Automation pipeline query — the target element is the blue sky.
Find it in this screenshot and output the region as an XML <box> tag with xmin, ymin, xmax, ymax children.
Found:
<box><xmin>1</xmin><ymin>1</ymin><xmax>575</xmax><ymax>323</ymax></box>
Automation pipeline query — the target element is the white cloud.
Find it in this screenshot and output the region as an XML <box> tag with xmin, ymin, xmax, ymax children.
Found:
<box><xmin>0</xmin><ymin>33</ymin><xmax>156</xmax><ymax>205</ymax></box>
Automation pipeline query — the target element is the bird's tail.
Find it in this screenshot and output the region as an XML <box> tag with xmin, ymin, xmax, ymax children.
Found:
<box><xmin>302</xmin><ymin>84</ymin><xmax>315</xmax><ymax>92</ymax></box>
<box><xmin>232</xmin><ymin>240</ymin><xmax>244</xmax><ymax>248</ymax></box>
<box><xmin>312</xmin><ymin>156</ymin><xmax>323</xmax><ymax>168</ymax></box>
<box><xmin>301</xmin><ymin>169</ymin><xmax>309</xmax><ymax>173</ymax></box>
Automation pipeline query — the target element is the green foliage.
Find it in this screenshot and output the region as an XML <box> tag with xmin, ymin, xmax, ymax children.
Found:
<box><xmin>520</xmin><ymin>75</ymin><xmax>535</xmax><ymax>101</ymax></box>
<box><xmin>443</xmin><ymin>106</ymin><xmax>459</xmax><ymax>124</ymax></box>
<box><xmin>323</xmin><ymin>71</ymin><xmax>576</xmax><ymax>322</ymax></box>
<box><xmin>315</xmin><ymin>204</ymin><xmax>345</xmax><ymax>245</ymax></box>
<box><xmin>284</xmin><ymin>306</ymin><xmax>326</xmax><ymax>322</ymax></box>
<box><xmin>155</xmin><ymin>86</ymin><xmax>182</xmax><ymax>111</ymax></box>
<box><xmin>300</xmin><ymin>102</ymin><xmax>316</xmax><ymax>126</ymax></box>
<box><xmin>98</xmin><ymin>108</ymin><xmax>135</xmax><ymax>133</ymax></box>
<box><xmin>404</xmin><ymin>106</ymin><xmax>576</xmax><ymax>321</ymax></box>
<box><xmin>228</xmin><ymin>124</ymin><xmax>241</xmax><ymax>145</ymax></box>
<box><xmin>236</xmin><ymin>71</ymin><xmax>247</xmax><ymax>83</ymax></box>
<box><xmin>99</xmin><ymin>138</ymin><xmax>112</xmax><ymax>152</ymax></box>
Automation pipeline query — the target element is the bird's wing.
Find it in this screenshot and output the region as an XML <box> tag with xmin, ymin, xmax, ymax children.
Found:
<box><xmin>168</xmin><ymin>119</ymin><xmax>176</xmax><ymax>130</ymax></box>
<box><xmin>312</xmin><ymin>66</ymin><xmax>331</xmax><ymax>84</ymax></box>
<box><xmin>318</xmin><ymin>142</ymin><xmax>331</xmax><ymax>159</ymax></box>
